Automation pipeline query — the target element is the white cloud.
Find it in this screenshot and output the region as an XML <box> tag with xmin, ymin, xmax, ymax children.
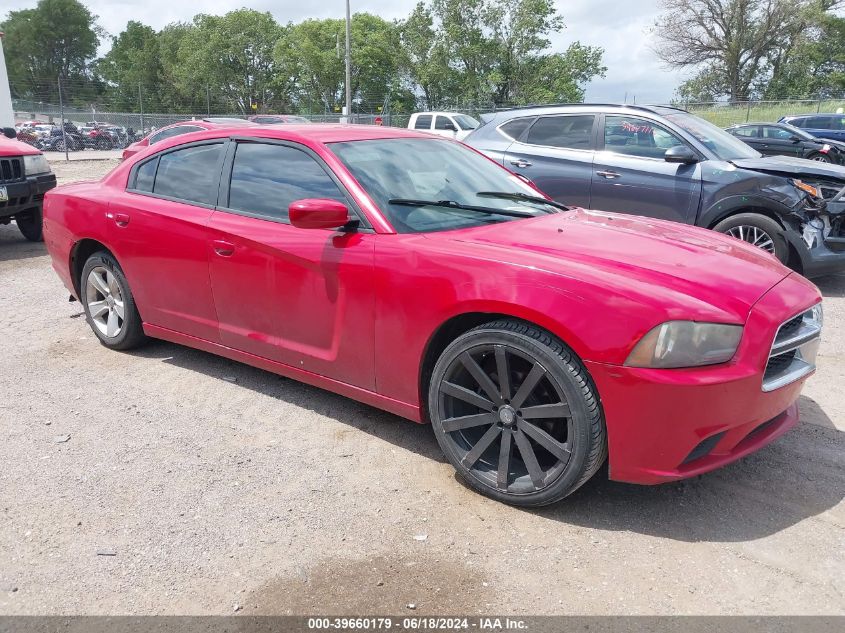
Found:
<box><xmin>4</xmin><ymin>0</ymin><xmax>684</xmax><ymax>102</ymax></box>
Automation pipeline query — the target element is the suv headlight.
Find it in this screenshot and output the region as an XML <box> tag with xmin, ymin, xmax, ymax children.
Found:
<box><xmin>625</xmin><ymin>321</ymin><xmax>744</xmax><ymax>369</ymax></box>
<box><xmin>23</xmin><ymin>153</ymin><xmax>51</xmax><ymax>175</ymax></box>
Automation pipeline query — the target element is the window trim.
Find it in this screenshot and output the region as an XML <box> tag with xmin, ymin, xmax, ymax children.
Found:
<box><xmin>216</xmin><ymin>137</ymin><xmax>373</xmax><ymax>231</ymax></box>
<box><xmin>148</xmin><ymin>124</ymin><xmax>205</xmax><ymax>146</ymax></box>
<box><xmin>512</xmin><ymin>114</ymin><xmax>599</xmax><ymax>152</ymax></box>
<box><xmin>598</xmin><ymin>113</ymin><xmax>698</xmax><ymax>162</ymax></box>
<box><xmin>126</xmin><ymin>139</ymin><xmax>228</xmax><ymax>209</ymax></box>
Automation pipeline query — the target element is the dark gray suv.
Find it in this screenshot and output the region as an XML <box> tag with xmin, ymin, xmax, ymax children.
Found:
<box><xmin>465</xmin><ymin>104</ymin><xmax>845</xmax><ymax>277</ymax></box>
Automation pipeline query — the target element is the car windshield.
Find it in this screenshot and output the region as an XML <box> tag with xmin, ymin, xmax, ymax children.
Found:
<box><xmin>329</xmin><ymin>138</ymin><xmax>560</xmax><ymax>233</ymax></box>
<box><xmin>453</xmin><ymin>114</ymin><xmax>480</xmax><ymax>130</ymax></box>
<box><xmin>660</xmin><ymin>110</ymin><xmax>761</xmax><ymax>160</ymax></box>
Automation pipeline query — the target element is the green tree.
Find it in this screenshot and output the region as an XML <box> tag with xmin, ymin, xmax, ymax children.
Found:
<box><xmin>400</xmin><ymin>3</ymin><xmax>455</xmax><ymax>109</ymax></box>
<box><xmin>1</xmin><ymin>0</ymin><xmax>101</xmax><ymax>104</ymax></box>
<box><xmin>97</xmin><ymin>21</ymin><xmax>166</xmax><ymax>111</ymax></box>
<box><xmin>175</xmin><ymin>10</ymin><xmax>289</xmax><ymax>114</ymax></box>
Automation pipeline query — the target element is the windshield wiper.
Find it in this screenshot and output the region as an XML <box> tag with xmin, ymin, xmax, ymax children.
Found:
<box><xmin>388</xmin><ymin>198</ymin><xmax>537</xmax><ymax>218</ymax></box>
<box><xmin>475</xmin><ymin>191</ymin><xmax>569</xmax><ymax>212</ymax></box>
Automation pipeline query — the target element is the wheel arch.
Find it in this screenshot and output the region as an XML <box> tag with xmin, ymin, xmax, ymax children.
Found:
<box><xmin>706</xmin><ymin>206</ymin><xmax>804</xmax><ymax>273</ymax></box>
<box><xmin>69</xmin><ymin>238</ymin><xmax>116</xmax><ymax>297</ymax></box>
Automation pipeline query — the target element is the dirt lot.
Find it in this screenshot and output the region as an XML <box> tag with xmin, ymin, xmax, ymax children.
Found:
<box><xmin>0</xmin><ymin>159</ymin><xmax>843</xmax><ymax>615</ymax></box>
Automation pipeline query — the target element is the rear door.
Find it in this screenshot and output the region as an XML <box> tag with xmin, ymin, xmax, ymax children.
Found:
<box><xmin>107</xmin><ymin>140</ymin><xmax>225</xmax><ymax>342</ymax></box>
<box><xmin>501</xmin><ymin>113</ymin><xmax>597</xmax><ymax>207</ymax></box>
<box><xmin>207</xmin><ymin>140</ymin><xmax>376</xmax><ymax>390</ymax></box>
<box><xmin>590</xmin><ymin>114</ymin><xmax>702</xmax><ymax>224</ymax></box>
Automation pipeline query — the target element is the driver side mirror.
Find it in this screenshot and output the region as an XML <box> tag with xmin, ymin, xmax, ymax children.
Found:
<box><xmin>790</xmin><ymin>135</ymin><xmax>802</xmax><ymax>143</ymax></box>
<box><xmin>444</xmin><ymin>121</ymin><xmax>457</xmax><ymax>132</ymax></box>
<box><xmin>664</xmin><ymin>145</ymin><xmax>698</xmax><ymax>164</ymax></box>
<box><xmin>2</xmin><ymin>127</ymin><xmax>16</xmax><ymax>139</ymax></box>
<box><xmin>289</xmin><ymin>198</ymin><xmax>351</xmax><ymax>230</ymax></box>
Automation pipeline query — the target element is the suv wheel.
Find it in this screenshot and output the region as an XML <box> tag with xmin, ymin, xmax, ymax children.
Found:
<box><xmin>713</xmin><ymin>213</ymin><xmax>789</xmax><ymax>264</ymax></box>
<box><xmin>16</xmin><ymin>208</ymin><xmax>43</xmax><ymax>242</ymax></box>
<box><xmin>428</xmin><ymin>319</ymin><xmax>606</xmax><ymax>506</ymax></box>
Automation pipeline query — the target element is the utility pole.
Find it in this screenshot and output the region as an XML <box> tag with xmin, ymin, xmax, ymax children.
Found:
<box><xmin>345</xmin><ymin>0</ymin><xmax>352</xmax><ymax>124</ymax></box>
<box><xmin>138</xmin><ymin>83</ymin><xmax>145</xmax><ymax>135</ymax></box>
<box><xmin>57</xmin><ymin>75</ymin><xmax>68</xmax><ymax>162</ymax></box>
<box><xmin>206</xmin><ymin>84</ymin><xmax>211</xmax><ymax>116</ymax></box>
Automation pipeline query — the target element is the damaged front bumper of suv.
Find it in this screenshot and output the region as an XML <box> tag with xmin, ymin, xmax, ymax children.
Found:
<box><xmin>785</xmin><ymin>181</ymin><xmax>845</xmax><ymax>277</ymax></box>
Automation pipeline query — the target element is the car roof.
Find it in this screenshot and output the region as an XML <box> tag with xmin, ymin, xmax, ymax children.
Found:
<box><xmin>238</xmin><ymin>123</ymin><xmax>435</xmax><ymax>143</ymax></box>
<box><xmin>482</xmin><ymin>103</ymin><xmax>690</xmax><ymax>122</ymax></box>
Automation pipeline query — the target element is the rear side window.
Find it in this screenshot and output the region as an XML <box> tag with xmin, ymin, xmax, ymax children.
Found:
<box><xmin>525</xmin><ymin>115</ymin><xmax>595</xmax><ymax>149</ymax></box>
<box><xmin>499</xmin><ymin>117</ymin><xmax>535</xmax><ymax>141</ymax></box>
<box><xmin>805</xmin><ymin>117</ymin><xmax>832</xmax><ymax>129</ymax></box>
<box><xmin>414</xmin><ymin>115</ymin><xmax>433</xmax><ymax>130</ymax></box>
<box><xmin>133</xmin><ymin>158</ymin><xmax>157</xmax><ymax>192</ymax></box>
<box><xmin>153</xmin><ymin>143</ymin><xmax>224</xmax><ymax>206</ymax></box>
<box><xmin>227</xmin><ymin>143</ymin><xmax>345</xmax><ymax>222</ymax></box>
<box><xmin>434</xmin><ymin>116</ymin><xmax>454</xmax><ymax>130</ymax></box>
<box><xmin>731</xmin><ymin>126</ymin><xmax>759</xmax><ymax>138</ymax></box>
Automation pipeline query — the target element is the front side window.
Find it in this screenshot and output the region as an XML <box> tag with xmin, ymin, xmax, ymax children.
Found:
<box><xmin>434</xmin><ymin>116</ymin><xmax>454</xmax><ymax>130</ymax></box>
<box><xmin>604</xmin><ymin>116</ymin><xmax>685</xmax><ymax>159</ymax></box>
<box><xmin>227</xmin><ymin>143</ymin><xmax>345</xmax><ymax>222</ymax></box>
<box><xmin>762</xmin><ymin>126</ymin><xmax>794</xmax><ymax>140</ymax></box>
<box><xmin>525</xmin><ymin>115</ymin><xmax>595</xmax><ymax>150</ymax></box>
<box><xmin>414</xmin><ymin>115</ymin><xmax>433</xmax><ymax>130</ymax></box>
<box><xmin>329</xmin><ymin>138</ymin><xmax>560</xmax><ymax>234</ymax></box>
<box><xmin>153</xmin><ymin>143</ymin><xmax>223</xmax><ymax>206</ymax></box>
<box><xmin>453</xmin><ymin>114</ymin><xmax>479</xmax><ymax>130</ymax></box>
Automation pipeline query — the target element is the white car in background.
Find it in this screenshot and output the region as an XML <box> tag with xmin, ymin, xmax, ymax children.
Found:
<box><xmin>408</xmin><ymin>111</ymin><xmax>480</xmax><ymax>140</ymax></box>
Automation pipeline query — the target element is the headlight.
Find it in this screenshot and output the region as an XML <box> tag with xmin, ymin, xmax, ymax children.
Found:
<box><xmin>811</xmin><ymin>302</ymin><xmax>824</xmax><ymax>328</ymax></box>
<box><xmin>792</xmin><ymin>179</ymin><xmax>821</xmax><ymax>198</ymax></box>
<box><xmin>625</xmin><ymin>321</ymin><xmax>744</xmax><ymax>369</ymax></box>
<box><xmin>23</xmin><ymin>153</ymin><xmax>51</xmax><ymax>175</ymax></box>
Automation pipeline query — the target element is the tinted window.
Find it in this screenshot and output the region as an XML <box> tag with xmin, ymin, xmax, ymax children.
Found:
<box><xmin>453</xmin><ymin>114</ymin><xmax>479</xmax><ymax>130</ymax></box>
<box><xmin>806</xmin><ymin>117</ymin><xmax>832</xmax><ymax>129</ymax></box>
<box><xmin>604</xmin><ymin>116</ymin><xmax>685</xmax><ymax>159</ymax></box>
<box><xmin>227</xmin><ymin>143</ymin><xmax>345</xmax><ymax>222</ymax></box>
<box><xmin>499</xmin><ymin>117</ymin><xmax>535</xmax><ymax>141</ymax></box>
<box><xmin>414</xmin><ymin>115</ymin><xmax>433</xmax><ymax>130</ymax></box>
<box><xmin>133</xmin><ymin>158</ymin><xmax>157</xmax><ymax>192</ymax></box>
<box><xmin>731</xmin><ymin>126</ymin><xmax>759</xmax><ymax>138</ymax></box>
<box><xmin>525</xmin><ymin>115</ymin><xmax>595</xmax><ymax>149</ymax></box>
<box><xmin>762</xmin><ymin>126</ymin><xmax>794</xmax><ymax>140</ymax></box>
<box><xmin>252</xmin><ymin>116</ymin><xmax>282</xmax><ymax>124</ymax></box>
<box><xmin>434</xmin><ymin>116</ymin><xmax>454</xmax><ymax>130</ymax></box>
<box><xmin>153</xmin><ymin>143</ymin><xmax>223</xmax><ymax>205</ymax></box>
<box><xmin>150</xmin><ymin>125</ymin><xmax>203</xmax><ymax>145</ymax></box>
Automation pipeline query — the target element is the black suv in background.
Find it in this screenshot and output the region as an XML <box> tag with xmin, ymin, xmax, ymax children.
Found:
<box><xmin>464</xmin><ymin>104</ymin><xmax>845</xmax><ymax>277</ymax></box>
<box><xmin>726</xmin><ymin>122</ymin><xmax>845</xmax><ymax>164</ymax></box>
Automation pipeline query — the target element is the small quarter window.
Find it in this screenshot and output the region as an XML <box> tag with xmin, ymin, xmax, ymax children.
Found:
<box><xmin>153</xmin><ymin>143</ymin><xmax>223</xmax><ymax>206</ymax></box>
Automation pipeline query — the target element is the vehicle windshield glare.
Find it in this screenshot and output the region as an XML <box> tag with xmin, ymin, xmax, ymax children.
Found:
<box><xmin>329</xmin><ymin>138</ymin><xmax>560</xmax><ymax>233</ymax></box>
<box><xmin>453</xmin><ymin>114</ymin><xmax>480</xmax><ymax>130</ymax></box>
<box><xmin>659</xmin><ymin>110</ymin><xmax>761</xmax><ymax>161</ymax></box>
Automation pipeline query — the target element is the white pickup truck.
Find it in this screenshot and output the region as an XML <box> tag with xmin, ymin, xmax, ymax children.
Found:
<box><xmin>407</xmin><ymin>112</ymin><xmax>480</xmax><ymax>141</ymax></box>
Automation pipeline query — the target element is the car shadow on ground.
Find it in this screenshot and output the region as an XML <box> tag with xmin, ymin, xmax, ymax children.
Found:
<box><xmin>0</xmin><ymin>224</ymin><xmax>47</xmax><ymax>263</ymax></box>
<box><xmin>815</xmin><ymin>272</ymin><xmax>845</xmax><ymax>298</ymax></box>
<box><xmin>129</xmin><ymin>339</ymin><xmax>843</xmax><ymax>544</ymax></box>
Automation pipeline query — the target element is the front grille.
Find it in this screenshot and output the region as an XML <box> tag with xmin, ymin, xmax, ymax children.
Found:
<box><xmin>762</xmin><ymin>306</ymin><xmax>822</xmax><ymax>392</ymax></box>
<box><xmin>0</xmin><ymin>157</ymin><xmax>24</xmax><ymax>183</ymax></box>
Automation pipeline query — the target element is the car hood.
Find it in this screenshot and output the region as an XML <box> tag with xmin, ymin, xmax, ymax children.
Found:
<box><xmin>434</xmin><ymin>209</ymin><xmax>792</xmax><ymax>321</ymax></box>
<box><xmin>0</xmin><ymin>135</ymin><xmax>41</xmax><ymax>156</ymax></box>
<box><xmin>730</xmin><ymin>155</ymin><xmax>845</xmax><ymax>180</ymax></box>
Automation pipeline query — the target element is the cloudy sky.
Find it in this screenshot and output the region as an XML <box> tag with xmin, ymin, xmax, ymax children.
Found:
<box><xmin>5</xmin><ymin>0</ymin><xmax>688</xmax><ymax>103</ymax></box>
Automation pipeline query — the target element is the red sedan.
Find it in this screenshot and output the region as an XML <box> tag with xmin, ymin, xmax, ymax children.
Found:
<box><xmin>43</xmin><ymin>124</ymin><xmax>823</xmax><ymax>506</ymax></box>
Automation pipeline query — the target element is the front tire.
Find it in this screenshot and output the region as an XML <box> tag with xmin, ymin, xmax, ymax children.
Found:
<box><xmin>80</xmin><ymin>252</ymin><xmax>147</xmax><ymax>350</ymax></box>
<box><xmin>428</xmin><ymin>319</ymin><xmax>606</xmax><ymax>506</ymax></box>
<box><xmin>713</xmin><ymin>213</ymin><xmax>789</xmax><ymax>264</ymax></box>
<box><xmin>16</xmin><ymin>208</ymin><xmax>43</xmax><ymax>241</ymax></box>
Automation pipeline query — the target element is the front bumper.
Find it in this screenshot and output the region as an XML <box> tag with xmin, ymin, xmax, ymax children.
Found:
<box><xmin>587</xmin><ymin>272</ymin><xmax>821</xmax><ymax>485</ymax></box>
<box><xmin>0</xmin><ymin>172</ymin><xmax>57</xmax><ymax>220</ymax></box>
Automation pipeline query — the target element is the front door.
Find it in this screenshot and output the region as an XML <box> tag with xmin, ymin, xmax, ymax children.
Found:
<box><xmin>207</xmin><ymin>140</ymin><xmax>376</xmax><ymax>390</ymax></box>
<box><xmin>590</xmin><ymin>114</ymin><xmax>702</xmax><ymax>224</ymax></box>
<box><xmin>759</xmin><ymin>125</ymin><xmax>803</xmax><ymax>158</ymax></box>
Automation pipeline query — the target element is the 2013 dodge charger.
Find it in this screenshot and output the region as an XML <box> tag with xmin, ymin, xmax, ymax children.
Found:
<box><xmin>42</xmin><ymin>124</ymin><xmax>822</xmax><ymax>506</ymax></box>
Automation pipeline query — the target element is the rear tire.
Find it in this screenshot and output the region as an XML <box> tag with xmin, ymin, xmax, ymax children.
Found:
<box><xmin>16</xmin><ymin>208</ymin><xmax>43</xmax><ymax>242</ymax></box>
<box><xmin>713</xmin><ymin>213</ymin><xmax>789</xmax><ymax>264</ymax></box>
<box><xmin>428</xmin><ymin>319</ymin><xmax>606</xmax><ymax>506</ymax></box>
<box><xmin>80</xmin><ymin>251</ymin><xmax>147</xmax><ymax>350</ymax></box>
<box><xmin>809</xmin><ymin>152</ymin><xmax>832</xmax><ymax>163</ymax></box>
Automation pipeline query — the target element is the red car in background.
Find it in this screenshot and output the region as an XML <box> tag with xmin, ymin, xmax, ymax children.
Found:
<box><xmin>121</xmin><ymin>117</ymin><xmax>257</xmax><ymax>160</ymax></box>
<box><xmin>43</xmin><ymin>124</ymin><xmax>822</xmax><ymax>506</ymax></box>
<box><xmin>248</xmin><ymin>114</ymin><xmax>311</xmax><ymax>124</ymax></box>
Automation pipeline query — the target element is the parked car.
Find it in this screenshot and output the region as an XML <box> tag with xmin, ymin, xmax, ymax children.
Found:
<box><xmin>79</xmin><ymin>126</ymin><xmax>115</xmax><ymax>150</ymax></box>
<box><xmin>0</xmin><ymin>127</ymin><xmax>57</xmax><ymax>241</ymax></box>
<box><xmin>408</xmin><ymin>111</ymin><xmax>480</xmax><ymax>140</ymax></box>
<box><xmin>39</xmin><ymin>122</ymin><xmax>84</xmax><ymax>152</ymax></box>
<box><xmin>43</xmin><ymin>124</ymin><xmax>822</xmax><ymax>506</ymax></box>
<box><xmin>121</xmin><ymin>118</ymin><xmax>257</xmax><ymax>160</ymax></box>
<box><xmin>726</xmin><ymin>122</ymin><xmax>845</xmax><ymax>164</ymax></box>
<box><xmin>248</xmin><ymin>114</ymin><xmax>311</xmax><ymax>124</ymax></box>
<box><xmin>465</xmin><ymin>104</ymin><xmax>845</xmax><ymax>277</ymax></box>
<box><xmin>778</xmin><ymin>113</ymin><xmax>845</xmax><ymax>142</ymax></box>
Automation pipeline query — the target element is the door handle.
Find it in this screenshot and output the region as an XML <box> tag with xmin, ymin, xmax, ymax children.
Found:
<box><xmin>596</xmin><ymin>170</ymin><xmax>621</xmax><ymax>179</ymax></box>
<box><xmin>212</xmin><ymin>240</ymin><xmax>235</xmax><ymax>257</ymax></box>
<box><xmin>106</xmin><ymin>211</ymin><xmax>130</xmax><ymax>227</ymax></box>
<box><xmin>510</xmin><ymin>159</ymin><xmax>532</xmax><ymax>168</ymax></box>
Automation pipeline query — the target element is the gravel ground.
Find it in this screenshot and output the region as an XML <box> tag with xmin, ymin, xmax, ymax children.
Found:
<box><xmin>0</xmin><ymin>159</ymin><xmax>842</xmax><ymax>615</ymax></box>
